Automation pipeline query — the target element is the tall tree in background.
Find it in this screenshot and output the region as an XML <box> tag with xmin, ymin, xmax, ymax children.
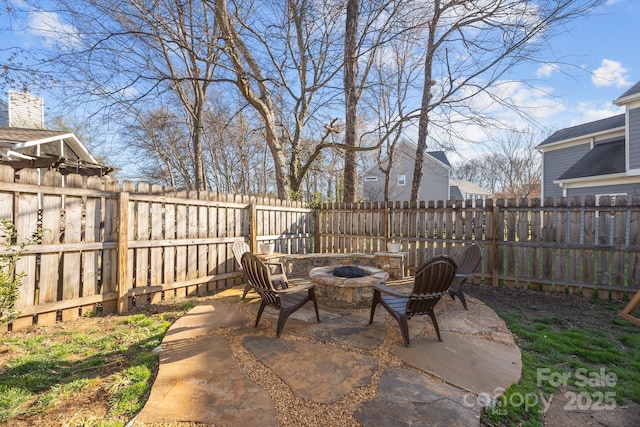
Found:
<box><xmin>408</xmin><ymin>0</ymin><xmax>603</xmax><ymax>203</ymax></box>
<box><xmin>213</xmin><ymin>0</ymin><xmax>350</xmax><ymax>200</ymax></box>
<box><xmin>42</xmin><ymin>0</ymin><xmax>220</xmax><ymax>190</ymax></box>
<box><xmin>342</xmin><ymin>0</ymin><xmax>359</xmax><ymax>202</ymax></box>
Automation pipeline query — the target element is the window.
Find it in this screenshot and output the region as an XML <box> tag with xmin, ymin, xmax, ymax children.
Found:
<box><xmin>364</xmin><ymin>176</ymin><xmax>378</xmax><ymax>182</ymax></box>
<box><xmin>397</xmin><ymin>174</ymin><xmax>406</xmax><ymax>186</ymax></box>
<box><xmin>595</xmin><ymin>193</ymin><xmax>626</xmax><ymax>218</ymax></box>
<box><xmin>595</xmin><ymin>193</ymin><xmax>626</xmax><ymax>206</ymax></box>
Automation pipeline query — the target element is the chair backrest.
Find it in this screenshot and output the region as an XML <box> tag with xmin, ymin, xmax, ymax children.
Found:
<box><xmin>456</xmin><ymin>245</ymin><xmax>482</xmax><ymax>275</ymax></box>
<box><xmin>241</xmin><ymin>252</ymin><xmax>280</xmax><ymax>308</ymax></box>
<box><xmin>406</xmin><ymin>255</ymin><xmax>457</xmax><ymax>316</ymax></box>
<box><xmin>233</xmin><ymin>240</ymin><xmax>250</xmax><ymax>268</ymax></box>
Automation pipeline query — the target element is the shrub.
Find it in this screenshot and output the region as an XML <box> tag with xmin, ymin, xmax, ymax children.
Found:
<box><xmin>0</xmin><ymin>220</ymin><xmax>41</xmax><ymax>326</ymax></box>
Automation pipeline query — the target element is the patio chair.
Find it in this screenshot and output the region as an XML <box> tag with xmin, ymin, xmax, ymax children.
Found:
<box><xmin>448</xmin><ymin>245</ymin><xmax>482</xmax><ymax>310</ymax></box>
<box><xmin>369</xmin><ymin>254</ymin><xmax>457</xmax><ymax>347</ymax></box>
<box><xmin>233</xmin><ymin>240</ymin><xmax>287</xmax><ymax>299</ymax></box>
<box><xmin>241</xmin><ymin>252</ymin><xmax>320</xmax><ymax>337</ymax></box>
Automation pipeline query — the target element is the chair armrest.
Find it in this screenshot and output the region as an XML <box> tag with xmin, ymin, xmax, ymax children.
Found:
<box><xmin>373</xmin><ymin>282</ymin><xmax>408</xmax><ymax>298</ymax></box>
<box><xmin>277</xmin><ymin>282</ymin><xmax>314</xmax><ymax>294</ymax></box>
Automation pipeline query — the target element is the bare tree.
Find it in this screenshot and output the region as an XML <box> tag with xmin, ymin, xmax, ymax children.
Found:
<box><xmin>365</xmin><ymin>27</ymin><xmax>424</xmax><ymax>202</ymax></box>
<box><xmin>408</xmin><ymin>0</ymin><xmax>604</xmax><ymax>203</ymax></box>
<box><xmin>452</xmin><ymin>130</ymin><xmax>541</xmax><ymax>199</ymax></box>
<box><xmin>125</xmin><ymin>108</ymin><xmax>194</xmax><ymax>189</ymax></box>
<box><xmin>43</xmin><ymin>0</ymin><xmax>221</xmax><ymax>190</ymax></box>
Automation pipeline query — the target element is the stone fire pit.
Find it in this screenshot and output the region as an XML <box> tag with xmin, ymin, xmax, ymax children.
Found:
<box><xmin>309</xmin><ymin>265</ymin><xmax>389</xmax><ymax>309</ymax></box>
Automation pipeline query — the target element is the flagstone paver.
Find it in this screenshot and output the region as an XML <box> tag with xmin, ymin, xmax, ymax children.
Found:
<box><xmin>243</xmin><ymin>336</ymin><xmax>378</xmax><ymax>404</ymax></box>
<box><xmin>134</xmin><ymin>285</ymin><xmax>522</xmax><ymax>426</ymax></box>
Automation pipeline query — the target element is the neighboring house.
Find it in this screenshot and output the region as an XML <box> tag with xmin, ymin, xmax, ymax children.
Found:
<box><xmin>361</xmin><ymin>140</ymin><xmax>451</xmax><ymax>202</ymax></box>
<box><xmin>449</xmin><ymin>178</ymin><xmax>492</xmax><ymax>202</ymax></box>
<box><xmin>0</xmin><ymin>91</ymin><xmax>112</xmax><ymax>177</ymax></box>
<box><xmin>537</xmin><ymin>80</ymin><xmax>640</xmax><ymax>200</ymax></box>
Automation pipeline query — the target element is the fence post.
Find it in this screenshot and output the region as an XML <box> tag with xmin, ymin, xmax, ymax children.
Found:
<box><xmin>383</xmin><ymin>201</ymin><xmax>390</xmax><ymax>247</ymax></box>
<box><xmin>117</xmin><ymin>191</ymin><xmax>129</xmax><ymax>314</ymax></box>
<box><xmin>491</xmin><ymin>199</ymin><xmax>501</xmax><ymax>287</ymax></box>
<box><xmin>314</xmin><ymin>207</ymin><xmax>321</xmax><ymax>253</ymax></box>
<box><xmin>249</xmin><ymin>202</ymin><xmax>258</xmax><ymax>253</ymax></box>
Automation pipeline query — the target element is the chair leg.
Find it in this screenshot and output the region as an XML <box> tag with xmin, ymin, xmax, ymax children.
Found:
<box><xmin>255</xmin><ymin>300</ymin><xmax>267</xmax><ymax>328</ymax></box>
<box><xmin>449</xmin><ymin>289</ymin><xmax>468</xmax><ymax>309</ymax></box>
<box><xmin>309</xmin><ymin>288</ymin><xmax>321</xmax><ymax>323</ymax></box>
<box><xmin>369</xmin><ymin>290</ymin><xmax>380</xmax><ymax>324</ymax></box>
<box><xmin>457</xmin><ymin>291</ymin><xmax>468</xmax><ymax>310</ymax></box>
<box><xmin>427</xmin><ymin>310</ymin><xmax>442</xmax><ymax>341</ymax></box>
<box><xmin>242</xmin><ymin>283</ymin><xmax>253</xmax><ymax>300</ymax></box>
<box><xmin>396</xmin><ymin>313</ymin><xmax>411</xmax><ymax>347</ymax></box>
<box><xmin>276</xmin><ymin>309</ymin><xmax>294</xmax><ymax>338</ymax></box>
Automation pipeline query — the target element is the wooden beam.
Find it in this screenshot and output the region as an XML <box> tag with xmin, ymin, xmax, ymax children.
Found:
<box><xmin>620</xmin><ymin>288</ymin><xmax>640</xmax><ymax>326</ymax></box>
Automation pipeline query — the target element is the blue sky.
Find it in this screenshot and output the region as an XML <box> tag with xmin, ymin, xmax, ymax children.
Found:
<box><xmin>1</xmin><ymin>0</ymin><xmax>639</xmax><ymax>166</ymax></box>
<box><xmin>514</xmin><ymin>0</ymin><xmax>639</xmax><ymax>129</ymax></box>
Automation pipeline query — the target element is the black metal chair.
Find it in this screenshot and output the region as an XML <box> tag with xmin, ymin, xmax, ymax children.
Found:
<box><xmin>241</xmin><ymin>252</ymin><xmax>320</xmax><ymax>337</ymax></box>
<box><xmin>448</xmin><ymin>245</ymin><xmax>482</xmax><ymax>310</ymax></box>
<box><xmin>369</xmin><ymin>255</ymin><xmax>457</xmax><ymax>347</ymax></box>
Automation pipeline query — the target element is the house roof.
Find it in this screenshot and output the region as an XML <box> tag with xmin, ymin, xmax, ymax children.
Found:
<box><xmin>556</xmin><ymin>139</ymin><xmax>625</xmax><ymax>181</ymax></box>
<box><xmin>0</xmin><ymin>126</ymin><xmax>113</xmax><ymax>176</ymax></box>
<box><xmin>615</xmin><ymin>80</ymin><xmax>640</xmax><ymax>104</ymax></box>
<box><xmin>427</xmin><ymin>151</ymin><xmax>451</xmax><ymax>167</ymax></box>
<box><xmin>449</xmin><ymin>179</ymin><xmax>491</xmax><ymax>196</ymax></box>
<box><xmin>537</xmin><ymin>114</ymin><xmax>625</xmax><ymax>148</ymax></box>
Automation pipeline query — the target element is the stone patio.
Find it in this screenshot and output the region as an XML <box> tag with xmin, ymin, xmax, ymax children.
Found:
<box><xmin>133</xmin><ymin>284</ymin><xmax>522</xmax><ymax>426</ymax></box>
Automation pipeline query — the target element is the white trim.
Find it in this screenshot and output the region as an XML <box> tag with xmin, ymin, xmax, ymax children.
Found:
<box><xmin>626</xmin><ymin>108</ymin><xmax>630</xmax><ymax>173</ymax></box>
<box><xmin>627</xmin><ymin>168</ymin><xmax>640</xmax><ymax>176</ymax></box>
<box><xmin>537</xmin><ymin>129</ymin><xmax>625</xmax><ymax>152</ymax></box>
<box><xmin>614</xmin><ymin>94</ymin><xmax>640</xmax><ymax>107</ymax></box>
<box><xmin>12</xmin><ymin>133</ymin><xmax>98</xmax><ymax>164</ymax></box>
<box><xmin>11</xmin><ymin>133</ymin><xmax>75</xmax><ymax>148</ymax></box>
<box><xmin>397</xmin><ymin>174</ymin><xmax>406</xmax><ymax>186</ymax></box>
<box><xmin>555</xmin><ymin>173</ymin><xmax>640</xmax><ymax>189</ymax></box>
<box><xmin>364</xmin><ymin>176</ymin><xmax>378</xmax><ymax>182</ymax></box>
<box><xmin>6</xmin><ymin>150</ymin><xmax>35</xmax><ymax>160</ymax></box>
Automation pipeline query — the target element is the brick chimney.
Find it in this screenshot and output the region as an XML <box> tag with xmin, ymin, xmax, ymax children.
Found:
<box><xmin>0</xmin><ymin>91</ymin><xmax>45</xmax><ymax>129</ymax></box>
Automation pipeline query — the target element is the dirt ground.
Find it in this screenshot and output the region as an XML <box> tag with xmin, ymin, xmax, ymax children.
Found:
<box><xmin>465</xmin><ymin>283</ymin><xmax>640</xmax><ymax>427</ymax></box>
<box><xmin>2</xmin><ymin>286</ymin><xmax>639</xmax><ymax>426</ymax></box>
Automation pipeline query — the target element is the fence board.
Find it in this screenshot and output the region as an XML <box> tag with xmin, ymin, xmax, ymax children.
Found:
<box><xmin>135</xmin><ymin>183</ymin><xmax>150</xmax><ymax>298</ymax></box>
<box><xmin>40</xmin><ymin>171</ymin><xmax>62</xmax><ymax>308</ymax></box>
<box><xmin>82</xmin><ymin>176</ymin><xmax>102</xmax><ymax>301</ymax></box>
<box><xmin>15</xmin><ymin>169</ymin><xmax>39</xmax><ymax>314</ymax></box>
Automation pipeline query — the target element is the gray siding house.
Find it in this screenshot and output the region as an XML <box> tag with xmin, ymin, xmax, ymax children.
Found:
<box><xmin>537</xmin><ymin>81</ymin><xmax>640</xmax><ymax>200</ymax></box>
<box><xmin>362</xmin><ymin>140</ymin><xmax>451</xmax><ymax>202</ymax></box>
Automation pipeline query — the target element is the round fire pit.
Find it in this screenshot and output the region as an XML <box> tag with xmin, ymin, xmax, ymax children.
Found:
<box><xmin>308</xmin><ymin>265</ymin><xmax>389</xmax><ymax>309</ymax></box>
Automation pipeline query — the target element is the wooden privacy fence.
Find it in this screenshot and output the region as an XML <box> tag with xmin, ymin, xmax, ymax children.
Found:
<box><xmin>316</xmin><ymin>197</ymin><xmax>640</xmax><ymax>304</ymax></box>
<box><xmin>4</xmin><ymin>164</ymin><xmax>640</xmax><ymax>331</ymax></box>
<box><xmin>1</xmin><ymin>167</ymin><xmax>313</xmax><ymax>331</ymax></box>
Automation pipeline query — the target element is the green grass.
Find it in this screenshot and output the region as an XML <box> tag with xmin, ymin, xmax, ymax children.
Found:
<box><xmin>482</xmin><ymin>300</ymin><xmax>640</xmax><ymax>426</ymax></box>
<box><xmin>0</xmin><ymin>300</ymin><xmax>194</xmax><ymax>425</ymax></box>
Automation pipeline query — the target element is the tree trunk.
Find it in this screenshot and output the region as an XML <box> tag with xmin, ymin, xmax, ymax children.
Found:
<box><xmin>343</xmin><ymin>0</ymin><xmax>359</xmax><ymax>203</ymax></box>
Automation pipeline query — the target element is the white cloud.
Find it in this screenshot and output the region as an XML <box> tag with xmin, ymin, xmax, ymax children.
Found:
<box><xmin>536</xmin><ymin>63</ymin><xmax>559</xmax><ymax>78</ymax></box>
<box><xmin>570</xmin><ymin>101</ymin><xmax>624</xmax><ymax>126</ymax></box>
<box><xmin>27</xmin><ymin>11</ymin><xmax>80</xmax><ymax>47</ymax></box>
<box><xmin>592</xmin><ymin>59</ymin><xmax>631</xmax><ymax>88</ymax></box>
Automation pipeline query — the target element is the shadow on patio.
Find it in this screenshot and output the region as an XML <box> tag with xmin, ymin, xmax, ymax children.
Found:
<box><xmin>133</xmin><ymin>284</ymin><xmax>521</xmax><ymax>426</ymax></box>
